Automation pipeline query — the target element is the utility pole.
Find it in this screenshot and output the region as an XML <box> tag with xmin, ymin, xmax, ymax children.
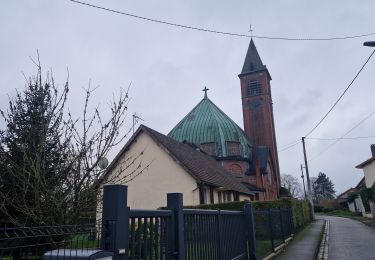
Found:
<box><xmin>300</xmin><ymin>164</ymin><xmax>307</xmax><ymax>200</ymax></box>
<box><xmin>302</xmin><ymin>137</ymin><xmax>315</xmax><ymax>219</ymax></box>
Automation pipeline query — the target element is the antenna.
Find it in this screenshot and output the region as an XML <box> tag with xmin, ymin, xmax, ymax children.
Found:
<box><xmin>132</xmin><ymin>113</ymin><xmax>145</xmax><ymax>134</ymax></box>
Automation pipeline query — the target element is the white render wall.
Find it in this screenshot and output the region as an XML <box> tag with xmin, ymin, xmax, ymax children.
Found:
<box><xmin>363</xmin><ymin>160</ymin><xmax>375</xmax><ymax>188</ymax></box>
<box><xmin>102</xmin><ymin>132</ymin><xmax>199</xmax><ymax>209</ymax></box>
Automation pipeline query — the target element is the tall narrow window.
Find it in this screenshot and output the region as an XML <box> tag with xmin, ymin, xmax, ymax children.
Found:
<box><xmin>247</xmin><ymin>80</ymin><xmax>261</xmax><ymax>96</ymax></box>
<box><xmin>200</xmin><ymin>142</ymin><xmax>216</xmax><ymax>156</ymax></box>
<box><xmin>227</xmin><ymin>141</ymin><xmax>242</xmax><ymax>156</ymax></box>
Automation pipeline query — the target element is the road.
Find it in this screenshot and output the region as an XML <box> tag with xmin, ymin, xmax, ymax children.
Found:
<box><xmin>327</xmin><ymin>216</ymin><xmax>375</xmax><ymax>260</ymax></box>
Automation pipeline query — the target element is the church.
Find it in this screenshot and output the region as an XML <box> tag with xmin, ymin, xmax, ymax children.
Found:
<box><xmin>98</xmin><ymin>39</ymin><xmax>281</xmax><ymax>208</ymax></box>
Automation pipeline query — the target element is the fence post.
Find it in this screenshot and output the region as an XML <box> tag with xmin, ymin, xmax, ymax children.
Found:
<box><xmin>244</xmin><ymin>203</ymin><xmax>257</xmax><ymax>260</ymax></box>
<box><xmin>278</xmin><ymin>208</ymin><xmax>285</xmax><ymax>242</ymax></box>
<box><xmin>101</xmin><ymin>185</ymin><xmax>129</xmax><ymax>260</ymax></box>
<box><xmin>267</xmin><ymin>208</ymin><xmax>275</xmax><ymax>252</ymax></box>
<box><xmin>216</xmin><ymin>210</ymin><xmax>224</xmax><ymax>260</ymax></box>
<box><xmin>289</xmin><ymin>207</ymin><xmax>295</xmax><ymax>234</ymax></box>
<box><xmin>167</xmin><ymin>193</ymin><xmax>184</xmax><ymax>260</ymax></box>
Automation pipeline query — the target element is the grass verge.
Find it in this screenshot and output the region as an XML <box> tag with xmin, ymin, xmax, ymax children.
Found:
<box><xmin>320</xmin><ymin>210</ymin><xmax>375</xmax><ymax>229</ymax></box>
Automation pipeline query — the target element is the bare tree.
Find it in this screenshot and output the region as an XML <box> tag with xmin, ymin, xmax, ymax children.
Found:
<box><xmin>281</xmin><ymin>174</ymin><xmax>303</xmax><ymax>199</ymax></box>
<box><xmin>0</xmin><ymin>62</ymin><xmax>149</xmax><ymax>226</ymax></box>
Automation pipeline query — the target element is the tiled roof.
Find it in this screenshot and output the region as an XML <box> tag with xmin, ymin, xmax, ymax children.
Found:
<box><xmin>168</xmin><ymin>96</ymin><xmax>253</xmax><ymax>159</ymax></box>
<box><xmin>142</xmin><ymin>125</ymin><xmax>255</xmax><ymax>195</ymax></box>
<box><xmin>356</xmin><ymin>156</ymin><xmax>375</xmax><ymax>169</ymax></box>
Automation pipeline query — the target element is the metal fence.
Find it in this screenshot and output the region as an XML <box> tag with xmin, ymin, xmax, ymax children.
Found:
<box><xmin>183</xmin><ymin>209</ymin><xmax>249</xmax><ymax>260</ymax></box>
<box><xmin>253</xmin><ymin>208</ymin><xmax>294</xmax><ymax>258</ymax></box>
<box><xmin>0</xmin><ymin>224</ymin><xmax>104</xmax><ymax>259</ymax></box>
<box><xmin>0</xmin><ymin>185</ymin><xmax>297</xmax><ymax>260</ymax></box>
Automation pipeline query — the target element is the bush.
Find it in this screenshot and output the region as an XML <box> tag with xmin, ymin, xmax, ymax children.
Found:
<box><xmin>322</xmin><ymin>207</ymin><xmax>334</xmax><ymax>213</ymax></box>
<box><xmin>185</xmin><ymin>198</ymin><xmax>312</xmax><ymax>231</ymax></box>
<box><xmin>360</xmin><ymin>189</ymin><xmax>372</xmax><ymax>212</ymax></box>
<box><xmin>314</xmin><ymin>206</ymin><xmax>323</xmax><ymax>212</ymax></box>
<box><xmin>347</xmin><ymin>192</ymin><xmax>358</xmax><ymax>203</ymax></box>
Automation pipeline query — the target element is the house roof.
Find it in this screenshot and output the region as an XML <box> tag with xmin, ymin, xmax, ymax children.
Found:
<box><xmin>356</xmin><ymin>156</ymin><xmax>375</xmax><ymax>169</ymax></box>
<box><xmin>337</xmin><ymin>177</ymin><xmax>365</xmax><ymax>200</ymax></box>
<box><xmin>168</xmin><ymin>96</ymin><xmax>253</xmax><ymax>159</ymax></box>
<box><xmin>102</xmin><ymin>125</ymin><xmax>258</xmax><ymax>195</ymax></box>
<box><xmin>337</xmin><ymin>187</ymin><xmax>357</xmax><ymax>200</ymax></box>
<box><xmin>355</xmin><ymin>177</ymin><xmax>366</xmax><ymax>189</ymax></box>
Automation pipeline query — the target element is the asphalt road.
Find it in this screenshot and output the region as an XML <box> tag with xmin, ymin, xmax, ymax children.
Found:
<box><xmin>327</xmin><ymin>216</ymin><xmax>375</xmax><ymax>260</ymax></box>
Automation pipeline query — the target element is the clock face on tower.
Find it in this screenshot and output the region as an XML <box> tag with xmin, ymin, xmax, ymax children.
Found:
<box><xmin>248</xmin><ymin>99</ymin><xmax>263</xmax><ymax>109</ymax></box>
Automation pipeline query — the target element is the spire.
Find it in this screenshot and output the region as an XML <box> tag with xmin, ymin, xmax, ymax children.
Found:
<box><xmin>241</xmin><ymin>39</ymin><xmax>266</xmax><ymax>74</ymax></box>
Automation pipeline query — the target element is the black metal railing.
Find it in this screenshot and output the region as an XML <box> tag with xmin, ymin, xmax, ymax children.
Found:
<box><xmin>0</xmin><ymin>224</ymin><xmax>104</xmax><ymax>259</ymax></box>
<box><xmin>253</xmin><ymin>207</ymin><xmax>294</xmax><ymax>259</ymax></box>
<box><xmin>128</xmin><ymin>210</ymin><xmax>174</xmax><ymax>260</ymax></box>
<box><xmin>183</xmin><ymin>209</ymin><xmax>248</xmax><ymax>260</ymax></box>
<box><xmin>0</xmin><ymin>185</ymin><xmax>301</xmax><ymax>260</ymax></box>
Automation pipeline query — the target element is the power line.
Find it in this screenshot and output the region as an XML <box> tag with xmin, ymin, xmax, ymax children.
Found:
<box><xmin>304</xmin><ymin>50</ymin><xmax>375</xmax><ymax>137</ymax></box>
<box><xmin>278</xmin><ymin>139</ymin><xmax>301</xmax><ymax>149</ymax></box>
<box><xmin>69</xmin><ymin>0</ymin><xmax>375</xmax><ymax>41</ymax></box>
<box><xmin>308</xmin><ymin>110</ymin><xmax>375</xmax><ymax>162</ymax></box>
<box><xmin>307</xmin><ymin>136</ymin><xmax>375</xmax><ymax>141</ymax></box>
<box><xmin>278</xmin><ymin>140</ymin><xmax>301</xmax><ymax>153</ymax></box>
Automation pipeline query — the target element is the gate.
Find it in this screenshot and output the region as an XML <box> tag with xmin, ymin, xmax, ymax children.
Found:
<box><xmin>183</xmin><ymin>209</ymin><xmax>250</xmax><ymax>260</ymax></box>
<box><xmin>101</xmin><ymin>185</ymin><xmax>257</xmax><ymax>260</ymax></box>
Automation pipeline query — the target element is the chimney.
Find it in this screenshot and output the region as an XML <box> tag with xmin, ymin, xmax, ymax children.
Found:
<box><xmin>371</xmin><ymin>144</ymin><xmax>375</xmax><ymax>157</ymax></box>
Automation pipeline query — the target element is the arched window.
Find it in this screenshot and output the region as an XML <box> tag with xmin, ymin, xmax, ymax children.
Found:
<box><xmin>247</xmin><ymin>80</ymin><xmax>261</xmax><ymax>96</ymax></box>
<box><xmin>229</xmin><ymin>163</ymin><xmax>242</xmax><ymax>174</ymax></box>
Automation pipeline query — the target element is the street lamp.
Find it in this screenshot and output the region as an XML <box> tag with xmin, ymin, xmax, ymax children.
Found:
<box><xmin>364</xmin><ymin>41</ymin><xmax>375</xmax><ymax>47</ymax></box>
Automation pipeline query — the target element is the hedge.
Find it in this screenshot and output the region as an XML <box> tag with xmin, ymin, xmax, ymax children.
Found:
<box><xmin>185</xmin><ymin>198</ymin><xmax>312</xmax><ymax>231</ymax></box>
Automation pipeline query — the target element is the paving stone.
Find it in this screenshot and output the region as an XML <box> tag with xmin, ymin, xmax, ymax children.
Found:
<box><xmin>275</xmin><ymin>217</ymin><xmax>325</xmax><ymax>260</ymax></box>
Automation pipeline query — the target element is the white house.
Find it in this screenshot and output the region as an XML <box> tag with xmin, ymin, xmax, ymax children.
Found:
<box><xmin>356</xmin><ymin>145</ymin><xmax>375</xmax><ymax>188</ymax></box>
<box><xmin>355</xmin><ymin>144</ymin><xmax>375</xmax><ymax>218</ymax></box>
<box><xmin>97</xmin><ymin>125</ymin><xmax>262</xmax><ymax>211</ymax></box>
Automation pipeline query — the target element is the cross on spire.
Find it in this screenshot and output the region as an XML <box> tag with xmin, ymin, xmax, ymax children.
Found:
<box><xmin>249</xmin><ymin>24</ymin><xmax>253</xmax><ymax>38</ymax></box>
<box><xmin>202</xmin><ymin>86</ymin><xmax>209</xmax><ymax>98</ymax></box>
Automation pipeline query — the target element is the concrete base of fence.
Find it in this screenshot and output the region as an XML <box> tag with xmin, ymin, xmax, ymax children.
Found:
<box><xmin>261</xmin><ymin>235</ymin><xmax>294</xmax><ymax>260</ymax></box>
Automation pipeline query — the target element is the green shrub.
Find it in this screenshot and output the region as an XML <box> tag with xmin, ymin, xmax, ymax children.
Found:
<box><xmin>185</xmin><ymin>198</ymin><xmax>312</xmax><ymax>231</ymax></box>
<box><xmin>314</xmin><ymin>206</ymin><xmax>323</xmax><ymax>212</ymax></box>
<box><xmin>360</xmin><ymin>188</ymin><xmax>372</xmax><ymax>212</ymax></box>
<box><xmin>322</xmin><ymin>207</ymin><xmax>334</xmax><ymax>213</ymax></box>
<box><xmin>347</xmin><ymin>192</ymin><xmax>358</xmax><ymax>203</ymax></box>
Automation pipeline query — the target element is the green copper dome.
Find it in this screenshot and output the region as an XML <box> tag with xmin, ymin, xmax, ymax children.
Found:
<box><xmin>168</xmin><ymin>96</ymin><xmax>253</xmax><ymax>158</ymax></box>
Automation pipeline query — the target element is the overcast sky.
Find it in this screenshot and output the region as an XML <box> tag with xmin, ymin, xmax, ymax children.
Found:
<box><xmin>1</xmin><ymin>0</ymin><xmax>375</xmax><ymax>194</ymax></box>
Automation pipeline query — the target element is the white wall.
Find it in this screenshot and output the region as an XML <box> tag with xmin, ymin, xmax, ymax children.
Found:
<box><xmin>102</xmin><ymin>131</ymin><xmax>199</xmax><ymax>209</ymax></box>
<box><xmin>363</xmin><ymin>161</ymin><xmax>375</xmax><ymax>188</ymax></box>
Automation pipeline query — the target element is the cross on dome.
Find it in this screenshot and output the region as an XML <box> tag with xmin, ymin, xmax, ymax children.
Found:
<box><xmin>202</xmin><ymin>86</ymin><xmax>209</xmax><ymax>98</ymax></box>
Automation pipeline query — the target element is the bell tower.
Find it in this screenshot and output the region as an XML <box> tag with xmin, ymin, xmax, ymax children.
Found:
<box><xmin>238</xmin><ymin>39</ymin><xmax>280</xmax><ymax>189</ymax></box>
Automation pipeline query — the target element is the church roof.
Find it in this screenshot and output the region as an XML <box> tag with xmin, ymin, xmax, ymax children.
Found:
<box><xmin>100</xmin><ymin>124</ymin><xmax>258</xmax><ymax>195</ymax></box>
<box><xmin>142</xmin><ymin>125</ymin><xmax>253</xmax><ymax>194</ymax></box>
<box><xmin>240</xmin><ymin>39</ymin><xmax>268</xmax><ymax>75</ymax></box>
<box><xmin>168</xmin><ymin>96</ymin><xmax>253</xmax><ymax>159</ymax></box>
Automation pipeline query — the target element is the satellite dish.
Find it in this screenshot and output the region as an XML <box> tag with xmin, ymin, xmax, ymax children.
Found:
<box><xmin>98</xmin><ymin>157</ymin><xmax>109</xmax><ymax>169</ymax></box>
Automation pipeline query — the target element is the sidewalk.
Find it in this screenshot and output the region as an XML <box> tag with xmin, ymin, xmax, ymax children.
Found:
<box><xmin>274</xmin><ymin>217</ymin><xmax>325</xmax><ymax>260</ymax></box>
